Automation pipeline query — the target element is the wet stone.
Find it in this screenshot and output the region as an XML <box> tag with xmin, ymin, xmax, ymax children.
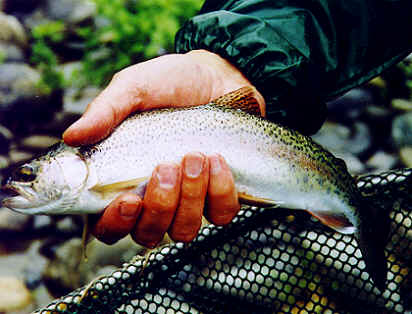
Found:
<box><xmin>392</xmin><ymin>98</ymin><xmax>412</xmax><ymax>112</ymax></box>
<box><xmin>8</xmin><ymin>149</ymin><xmax>34</xmax><ymax>164</ymax></box>
<box><xmin>0</xmin><ymin>41</ymin><xmax>25</xmax><ymax>62</ymax></box>
<box><xmin>45</xmin><ymin>0</ymin><xmax>96</xmax><ymax>24</ymax></box>
<box><xmin>0</xmin><ymin>63</ymin><xmax>52</xmax><ymax>125</ymax></box>
<box><xmin>20</xmin><ymin>134</ymin><xmax>60</xmax><ymax>152</ymax></box>
<box><xmin>327</xmin><ymin>88</ymin><xmax>373</xmax><ymax>121</ymax></box>
<box><xmin>312</xmin><ymin>121</ymin><xmax>371</xmax><ymax>157</ymax></box>
<box><xmin>0</xmin><ymin>208</ymin><xmax>33</xmax><ymax>233</ymax></box>
<box><xmin>366</xmin><ymin>151</ymin><xmax>399</xmax><ymax>173</ymax></box>
<box><xmin>0</xmin><ymin>12</ymin><xmax>28</xmax><ymax>47</ymax></box>
<box><xmin>392</xmin><ymin>112</ymin><xmax>412</xmax><ymax>148</ymax></box>
<box><xmin>63</xmin><ymin>85</ymin><xmax>100</xmax><ymax>115</ymax></box>
<box><xmin>399</xmin><ymin>147</ymin><xmax>412</xmax><ymax>167</ymax></box>
<box><xmin>0</xmin><ymin>276</ymin><xmax>33</xmax><ymax>312</ymax></box>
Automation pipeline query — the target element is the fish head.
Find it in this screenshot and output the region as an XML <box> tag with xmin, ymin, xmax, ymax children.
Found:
<box><xmin>1</xmin><ymin>143</ymin><xmax>88</xmax><ymax>215</ymax></box>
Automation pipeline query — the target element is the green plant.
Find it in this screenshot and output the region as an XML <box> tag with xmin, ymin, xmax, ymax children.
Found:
<box><xmin>0</xmin><ymin>50</ymin><xmax>5</xmax><ymax>64</ymax></box>
<box><xmin>79</xmin><ymin>0</ymin><xmax>202</xmax><ymax>86</ymax></box>
<box><xmin>30</xmin><ymin>21</ymin><xmax>66</xmax><ymax>94</ymax></box>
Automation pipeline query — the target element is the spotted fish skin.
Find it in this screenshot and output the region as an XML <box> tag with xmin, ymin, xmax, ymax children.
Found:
<box><xmin>1</xmin><ymin>87</ymin><xmax>388</xmax><ymax>289</ymax></box>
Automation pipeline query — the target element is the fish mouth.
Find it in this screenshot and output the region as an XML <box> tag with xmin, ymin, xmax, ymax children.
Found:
<box><xmin>1</xmin><ymin>184</ymin><xmax>35</xmax><ymax>211</ymax></box>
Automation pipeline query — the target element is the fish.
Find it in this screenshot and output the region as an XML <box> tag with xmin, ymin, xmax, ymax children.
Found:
<box><xmin>1</xmin><ymin>87</ymin><xmax>389</xmax><ymax>289</ymax></box>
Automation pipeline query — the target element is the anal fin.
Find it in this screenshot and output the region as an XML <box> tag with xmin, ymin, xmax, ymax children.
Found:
<box><xmin>307</xmin><ymin>210</ymin><xmax>355</xmax><ymax>234</ymax></box>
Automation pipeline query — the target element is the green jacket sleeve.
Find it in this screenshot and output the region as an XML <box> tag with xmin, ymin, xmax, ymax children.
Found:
<box><xmin>175</xmin><ymin>0</ymin><xmax>412</xmax><ymax>134</ymax></box>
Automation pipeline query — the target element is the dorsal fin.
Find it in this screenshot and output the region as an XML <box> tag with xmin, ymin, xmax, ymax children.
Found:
<box><xmin>212</xmin><ymin>86</ymin><xmax>261</xmax><ymax>116</ymax></box>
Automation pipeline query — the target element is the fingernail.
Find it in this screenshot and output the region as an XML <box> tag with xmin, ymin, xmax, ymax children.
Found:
<box><xmin>184</xmin><ymin>153</ymin><xmax>204</xmax><ymax>178</ymax></box>
<box><xmin>119</xmin><ymin>202</ymin><xmax>139</xmax><ymax>220</ymax></box>
<box><xmin>210</xmin><ymin>155</ymin><xmax>222</xmax><ymax>175</ymax></box>
<box><xmin>156</xmin><ymin>164</ymin><xmax>179</xmax><ymax>189</ymax></box>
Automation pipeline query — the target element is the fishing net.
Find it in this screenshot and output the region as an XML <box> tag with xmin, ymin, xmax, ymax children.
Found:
<box><xmin>34</xmin><ymin>168</ymin><xmax>412</xmax><ymax>313</ymax></box>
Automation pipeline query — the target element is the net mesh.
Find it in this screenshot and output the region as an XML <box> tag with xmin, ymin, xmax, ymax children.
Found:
<box><xmin>34</xmin><ymin>168</ymin><xmax>412</xmax><ymax>313</ymax></box>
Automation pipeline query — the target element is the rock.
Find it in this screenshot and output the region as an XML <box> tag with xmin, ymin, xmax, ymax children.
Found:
<box><xmin>0</xmin><ymin>276</ymin><xmax>33</xmax><ymax>312</ymax></box>
<box><xmin>8</xmin><ymin>149</ymin><xmax>33</xmax><ymax>164</ymax></box>
<box><xmin>45</xmin><ymin>0</ymin><xmax>96</xmax><ymax>24</ymax></box>
<box><xmin>0</xmin><ymin>208</ymin><xmax>33</xmax><ymax>233</ymax></box>
<box><xmin>0</xmin><ymin>155</ymin><xmax>10</xmax><ymax>170</ymax></box>
<box><xmin>346</xmin><ymin>122</ymin><xmax>372</xmax><ymax>156</ymax></box>
<box><xmin>312</xmin><ymin>122</ymin><xmax>350</xmax><ymax>152</ymax></box>
<box><xmin>0</xmin><ymin>41</ymin><xmax>25</xmax><ymax>62</ymax></box>
<box><xmin>326</xmin><ymin>88</ymin><xmax>373</xmax><ymax>122</ymax></box>
<box><xmin>20</xmin><ymin>134</ymin><xmax>59</xmax><ymax>151</ymax></box>
<box><xmin>0</xmin><ymin>63</ymin><xmax>53</xmax><ymax>127</ymax></box>
<box><xmin>400</xmin><ymin>146</ymin><xmax>412</xmax><ymax>167</ymax></box>
<box><xmin>0</xmin><ymin>12</ymin><xmax>27</xmax><ymax>47</ymax></box>
<box><xmin>392</xmin><ymin>112</ymin><xmax>412</xmax><ymax>148</ymax></box>
<box><xmin>311</xmin><ymin>121</ymin><xmax>371</xmax><ymax>157</ymax></box>
<box><xmin>366</xmin><ymin>151</ymin><xmax>399</xmax><ymax>172</ymax></box>
<box><xmin>392</xmin><ymin>98</ymin><xmax>412</xmax><ymax>112</ymax></box>
<box><xmin>332</xmin><ymin>151</ymin><xmax>365</xmax><ymax>175</ymax></box>
<box><xmin>63</xmin><ymin>86</ymin><xmax>100</xmax><ymax>115</ymax></box>
<box><xmin>56</xmin><ymin>216</ymin><xmax>81</xmax><ymax>234</ymax></box>
<box><xmin>43</xmin><ymin>236</ymin><xmax>143</xmax><ymax>292</ymax></box>
<box><xmin>364</xmin><ymin>104</ymin><xmax>392</xmax><ymax>120</ymax></box>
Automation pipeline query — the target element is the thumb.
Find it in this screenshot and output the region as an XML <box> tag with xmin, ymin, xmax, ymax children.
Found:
<box><xmin>63</xmin><ymin>76</ymin><xmax>141</xmax><ymax>146</ymax></box>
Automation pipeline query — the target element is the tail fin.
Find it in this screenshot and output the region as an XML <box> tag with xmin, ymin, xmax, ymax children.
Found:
<box><xmin>357</xmin><ymin>201</ymin><xmax>390</xmax><ymax>291</ymax></box>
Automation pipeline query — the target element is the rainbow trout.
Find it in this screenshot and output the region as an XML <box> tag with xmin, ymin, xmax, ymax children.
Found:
<box><xmin>1</xmin><ymin>87</ymin><xmax>388</xmax><ymax>289</ymax></box>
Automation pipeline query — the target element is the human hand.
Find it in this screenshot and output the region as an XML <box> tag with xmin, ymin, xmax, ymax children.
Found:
<box><xmin>63</xmin><ymin>50</ymin><xmax>265</xmax><ymax>247</ymax></box>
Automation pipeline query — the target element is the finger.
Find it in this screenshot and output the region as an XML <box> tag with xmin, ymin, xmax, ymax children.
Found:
<box><xmin>63</xmin><ymin>74</ymin><xmax>143</xmax><ymax>146</ymax></box>
<box><xmin>206</xmin><ymin>154</ymin><xmax>240</xmax><ymax>225</ymax></box>
<box><xmin>169</xmin><ymin>153</ymin><xmax>209</xmax><ymax>242</ymax></box>
<box><xmin>90</xmin><ymin>192</ymin><xmax>142</xmax><ymax>245</ymax></box>
<box><xmin>132</xmin><ymin>163</ymin><xmax>181</xmax><ymax>248</ymax></box>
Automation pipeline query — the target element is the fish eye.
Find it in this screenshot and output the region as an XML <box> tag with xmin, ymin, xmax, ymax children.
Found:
<box><xmin>12</xmin><ymin>165</ymin><xmax>37</xmax><ymax>182</ymax></box>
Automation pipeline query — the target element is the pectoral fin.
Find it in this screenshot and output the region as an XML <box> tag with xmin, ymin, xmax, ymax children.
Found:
<box><xmin>81</xmin><ymin>214</ymin><xmax>92</xmax><ymax>262</ymax></box>
<box><xmin>307</xmin><ymin>210</ymin><xmax>356</xmax><ymax>234</ymax></box>
<box><xmin>212</xmin><ymin>86</ymin><xmax>261</xmax><ymax>116</ymax></box>
<box><xmin>90</xmin><ymin>177</ymin><xmax>149</xmax><ymax>196</ymax></box>
<box><xmin>238</xmin><ymin>192</ymin><xmax>281</xmax><ymax>208</ymax></box>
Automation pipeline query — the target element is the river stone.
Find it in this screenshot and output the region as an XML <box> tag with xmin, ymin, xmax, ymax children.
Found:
<box><xmin>0</xmin><ymin>41</ymin><xmax>25</xmax><ymax>62</ymax></box>
<box><xmin>0</xmin><ymin>63</ymin><xmax>51</xmax><ymax>116</ymax></box>
<box><xmin>392</xmin><ymin>98</ymin><xmax>412</xmax><ymax>112</ymax></box>
<box><xmin>8</xmin><ymin>149</ymin><xmax>34</xmax><ymax>164</ymax></box>
<box><xmin>20</xmin><ymin>134</ymin><xmax>59</xmax><ymax>151</ymax></box>
<box><xmin>0</xmin><ymin>208</ymin><xmax>33</xmax><ymax>232</ymax></box>
<box><xmin>0</xmin><ymin>276</ymin><xmax>33</xmax><ymax>312</ymax></box>
<box><xmin>0</xmin><ymin>12</ymin><xmax>27</xmax><ymax>47</ymax></box>
<box><xmin>366</xmin><ymin>151</ymin><xmax>399</xmax><ymax>173</ymax></box>
<box><xmin>326</xmin><ymin>88</ymin><xmax>373</xmax><ymax>121</ymax></box>
<box><xmin>311</xmin><ymin>121</ymin><xmax>371</xmax><ymax>157</ymax></box>
<box><xmin>400</xmin><ymin>147</ymin><xmax>412</xmax><ymax>167</ymax></box>
<box><xmin>63</xmin><ymin>86</ymin><xmax>100</xmax><ymax>115</ymax></box>
<box><xmin>392</xmin><ymin>112</ymin><xmax>412</xmax><ymax>148</ymax></box>
<box><xmin>43</xmin><ymin>237</ymin><xmax>143</xmax><ymax>292</ymax></box>
<box><xmin>45</xmin><ymin>0</ymin><xmax>96</xmax><ymax>24</ymax></box>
